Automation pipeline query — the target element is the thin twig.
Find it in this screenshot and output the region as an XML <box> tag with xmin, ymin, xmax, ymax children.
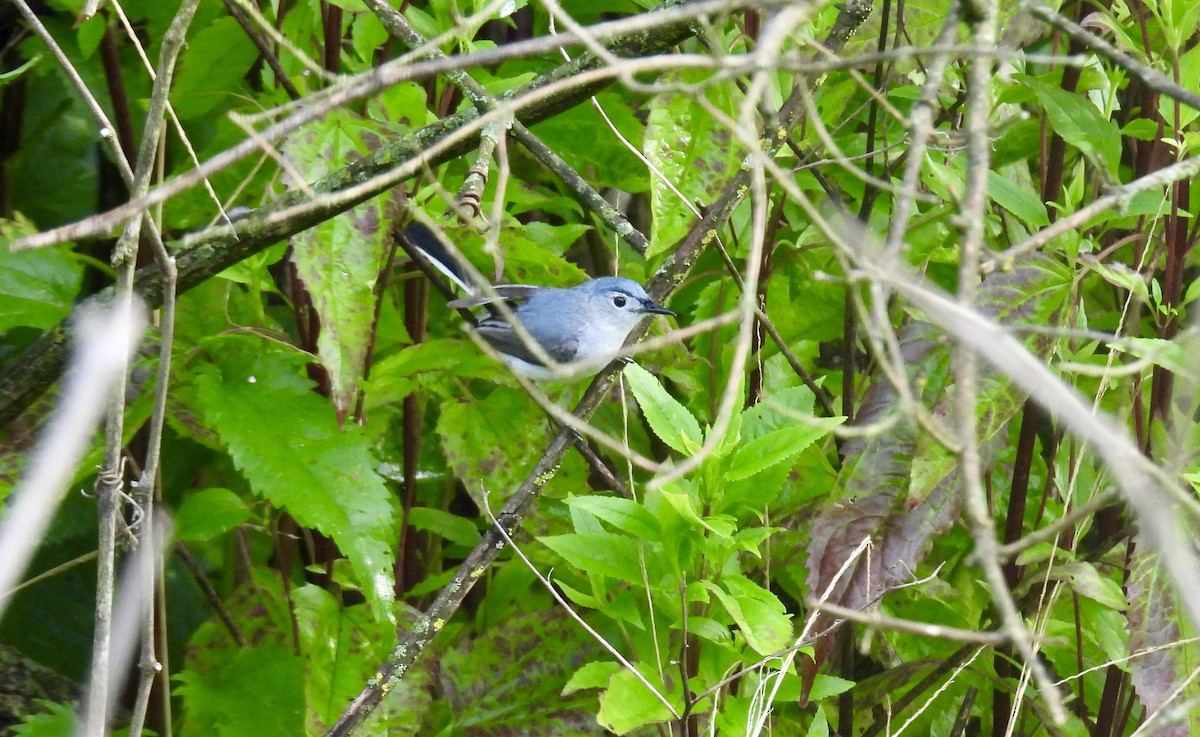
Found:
<box><xmin>807</xmin><ymin>600</ymin><xmax>1011</xmax><ymax>645</ymax></box>
<box><xmin>84</xmin><ymin>3</ymin><xmax>200</xmax><ymax>735</ymax></box>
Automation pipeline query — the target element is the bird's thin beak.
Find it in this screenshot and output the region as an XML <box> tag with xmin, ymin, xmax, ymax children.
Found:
<box><xmin>640</xmin><ymin>300</ymin><xmax>675</xmax><ymax>317</ymax></box>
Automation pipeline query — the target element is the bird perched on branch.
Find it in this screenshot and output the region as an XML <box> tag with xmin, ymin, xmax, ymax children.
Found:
<box><xmin>402</xmin><ymin>223</ymin><xmax>674</xmax><ymax>379</ymax></box>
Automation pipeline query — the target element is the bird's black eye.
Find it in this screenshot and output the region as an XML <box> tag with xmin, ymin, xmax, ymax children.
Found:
<box><xmin>612</xmin><ymin>295</ymin><xmax>627</xmax><ymax>308</ymax></box>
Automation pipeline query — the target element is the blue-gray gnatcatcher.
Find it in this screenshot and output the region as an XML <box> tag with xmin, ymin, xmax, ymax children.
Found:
<box><xmin>404</xmin><ymin>224</ymin><xmax>675</xmax><ymax>379</ymax></box>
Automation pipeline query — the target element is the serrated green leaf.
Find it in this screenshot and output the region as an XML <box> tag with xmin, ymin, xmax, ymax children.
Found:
<box><xmin>438</xmin><ymin>611</ymin><xmax>605</xmax><ymax>732</ymax></box>
<box><xmin>727</xmin><ymin>421</ymin><xmax>836</xmax><ymax>481</ymax></box>
<box><xmin>741</xmin><ymin>385</ymin><xmax>820</xmax><ymax>438</ymax></box>
<box><xmin>538</xmin><ymin>532</ymin><xmax>641</xmax><ymax>581</ymax></box>
<box><xmin>436</xmin><ymin>388</ymin><xmax>546</xmax><ymax>507</ymax></box>
<box><xmin>194</xmin><ymin>345</ymin><xmax>396</xmax><ymax>620</ymax></box>
<box><xmin>644</xmin><ymin>70</ymin><xmax>745</xmax><ymax>257</ymax></box>
<box><xmin>293</xmin><ymin>585</ymin><xmax>423</xmax><ymax>732</ymax></box>
<box><xmin>565</xmin><ymin>495</ymin><xmax>660</xmax><ymax>539</ymax></box>
<box><xmin>174</xmin><ymin>643</ymin><xmax>306</xmax><ymax>736</ymax></box>
<box><xmin>807</xmin><ymin>674</ymin><xmax>855</xmax><ymax>701</ymax></box>
<box><xmin>623</xmin><ymin>363</ymin><xmax>702</xmax><ymax>455</ymax></box>
<box><xmin>1051</xmin><ymin>561</ymin><xmax>1127</xmax><ymax>610</ymax></box>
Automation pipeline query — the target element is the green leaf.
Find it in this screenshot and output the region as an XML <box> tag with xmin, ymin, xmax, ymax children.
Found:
<box><xmin>1084</xmin><ymin>258</ymin><xmax>1150</xmax><ymax>303</ymax></box>
<box><xmin>406</xmin><ymin>507</ymin><xmax>480</xmax><ymax>547</ymax></box>
<box><xmin>808</xmin><ymin>674</ymin><xmax>855</xmax><ymax>701</ymax></box>
<box><xmin>727</xmin><ymin>421</ymin><xmax>837</xmax><ymax>481</ymax></box>
<box><xmin>193</xmin><ymin>344</ymin><xmax>397</xmax><ymax>620</ymax></box>
<box><xmin>1015</xmin><ymin>541</ymin><xmax>1067</xmax><ymax>567</ymax></box>
<box><xmin>531</xmin><ymin>91</ymin><xmax>648</xmax><ymax>192</ymax></box>
<box><xmin>987</xmin><ymin>170</ymin><xmax>1049</xmax><ymax>227</ymax></box>
<box><xmin>173</xmin><ymin>488</ymin><xmax>252</xmax><ymax>543</ymax></box>
<box><xmin>623</xmin><ymin>363</ymin><xmax>702</xmax><ymax>455</ymax></box>
<box><xmin>708</xmin><ymin>575</ymin><xmax>793</xmax><ymax>656</ymax></box>
<box><xmin>1028</xmin><ymin>79</ymin><xmax>1121</xmax><ymax>178</ymax></box>
<box><xmin>1160</xmin><ymin>43</ymin><xmax>1200</xmax><ymax>128</ymax></box>
<box><xmin>805</xmin><ymin>705</ymin><xmax>830</xmax><ymax>737</ymax></box>
<box><xmin>643</xmin><ymin>70</ymin><xmax>745</xmax><ymax>257</ymax></box>
<box><xmin>1121</xmin><ymin>118</ymin><xmax>1159</xmax><ymax>141</ymax></box>
<box><xmin>176</xmin><ymin>645</ymin><xmax>306</xmax><ymax>736</ymax></box>
<box><xmin>436</xmin><ymin>388</ymin><xmax>548</xmax><ymax>507</ymax></box>
<box><xmin>564</xmin><ymin>495</ymin><xmax>660</xmax><ymax>539</ymax></box>
<box><xmin>350</xmin><ymin>12</ymin><xmax>389</xmax><ymax>66</ymax></box>
<box><xmin>438</xmin><ymin>611</ymin><xmax>606</xmax><ymax>733</ymax></box>
<box><xmin>0</xmin><ymin>55</ymin><xmax>41</xmax><ymax>86</ymax></box>
<box><xmin>659</xmin><ymin>486</ymin><xmax>735</xmax><ymax>538</ymax></box>
<box><xmin>538</xmin><ymin>531</ymin><xmax>641</xmax><ymax>581</ymax></box>
<box><xmin>597</xmin><ymin>667</ymin><xmax>676</xmax><ymax>734</ymax></box>
<box><xmin>293</xmin><ymin>585</ymin><xmax>428</xmax><ymax>733</ymax></box>
<box><xmin>0</xmin><ymin>218</ymin><xmax>83</xmax><ymax>332</ymax></box>
<box><xmin>1048</xmin><ymin>562</ymin><xmax>1127</xmax><ymax>610</ymax></box>
<box><xmin>1112</xmin><ymin>337</ymin><xmax>1191</xmax><ymax>375</ymax></box>
<box><xmin>286</xmin><ymin>110</ymin><xmax>392</xmax><ymax>420</ymax></box>
<box><xmin>10</xmin><ymin>700</ymin><xmax>77</xmax><ymax>737</ymax></box>
<box><xmin>563</xmin><ymin>661</ymin><xmax>621</xmax><ymax>694</ymax></box>
<box><xmin>171</xmin><ymin>17</ymin><xmax>259</xmax><ymax>119</ymax></box>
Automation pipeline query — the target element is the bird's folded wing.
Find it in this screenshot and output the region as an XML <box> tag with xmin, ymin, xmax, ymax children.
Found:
<box><xmin>475</xmin><ymin>318</ymin><xmax>578</xmax><ymax>367</ymax></box>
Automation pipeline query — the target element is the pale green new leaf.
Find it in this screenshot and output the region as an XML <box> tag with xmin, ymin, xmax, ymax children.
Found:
<box><xmin>563</xmin><ymin>661</ymin><xmax>621</xmax><ymax>694</ymax></box>
<box><xmin>708</xmin><ymin>576</ymin><xmax>793</xmax><ymax>656</ymax></box>
<box><xmin>597</xmin><ymin>668</ymin><xmax>676</xmax><ymax>735</ymax></box>
<box><xmin>623</xmin><ymin>363</ymin><xmax>702</xmax><ymax>455</ymax></box>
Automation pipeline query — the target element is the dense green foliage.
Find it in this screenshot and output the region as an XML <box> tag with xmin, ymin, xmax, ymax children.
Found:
<box><xmin>2</xmin><ymin>0</ymin><xmax>1200</xmax><ymax>736</ymax></box>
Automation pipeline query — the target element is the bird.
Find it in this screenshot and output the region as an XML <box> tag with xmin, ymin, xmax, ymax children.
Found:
<box><xmin>402</xmin><ymin>223</ymin><xmax>674</xmax><ymax>379</ymax></box>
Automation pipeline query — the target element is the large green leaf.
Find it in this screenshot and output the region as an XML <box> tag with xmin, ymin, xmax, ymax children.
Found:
<box><xmin>293</xmin><ymin>586</ymin><xmax>430</xmax><ymax>735</ymax></box>
<box><xmin>538</xmin><ymin>531</ymin><xmax>642</xmax><ymax>582</ymax></box>
<box><xmin>193</xmin><ymin>342</ymin><xmax>397</xmax><ymax>618</ymax></box>
<box><xmin>439</xmin><ymin>611</ymin><xmax>606</xmax><ymax>733</ymax></box>
<box><xmin>597</xmin><ymin>667</ymin><xmax>678</xmax><ymax>735</ymax></box>
<box><xmin>435</xmin><ymin>387</ymin><xmax>549</xmax><ymax>507</ymax></box>
<box><xmin>170</xmin><ymin>17</ymin><xmax>259</xmax><ymax>119</ymax></box>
